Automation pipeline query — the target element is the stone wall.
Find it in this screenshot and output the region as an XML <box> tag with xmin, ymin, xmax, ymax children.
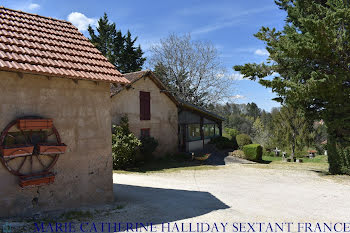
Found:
<box><xmin>0</xmin><ymin>71</ymin><xmax>114</xmax><ymax>217</ymax></box>
<box><xmin>111</xmin><ymin>77</ymin><xmax>178</xmax><ymax>156</ymax></box>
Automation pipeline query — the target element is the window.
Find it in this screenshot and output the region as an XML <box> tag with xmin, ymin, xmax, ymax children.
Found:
<box><xmin>188</xmin><ymin>124</ymin><xmax>201</xmax><ymax>141</ymax></box>
<box><xmin>141</xmin><ymin>128</ymin><xmax>150</xmax><ymax>137</ymax></box>
<box><xmin>215</xmin><ymin>125</ymin><xmax>220</xmax><ymax>136</ymax></box>
<box><xmin>140</xmin><ymin>91</ymin><xmax>150</xmax><ymax>120</ymax></box>
<box><xmin>204</xmin><ymin>124</ymin><xmax>215</xmax><ymax>139</ymax></box>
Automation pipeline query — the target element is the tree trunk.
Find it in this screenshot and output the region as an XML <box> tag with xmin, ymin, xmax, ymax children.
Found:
<box><xmin>291</xmin><ymin>132</ymin><xmax>296</xmax><ymax>160</ymax></box>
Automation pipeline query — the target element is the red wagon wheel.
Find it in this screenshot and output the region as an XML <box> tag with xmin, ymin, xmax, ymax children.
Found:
<box><xmin>0</xmin><ymin>117</ymin><xmax>62</xmax><ymax>177</ymax></box>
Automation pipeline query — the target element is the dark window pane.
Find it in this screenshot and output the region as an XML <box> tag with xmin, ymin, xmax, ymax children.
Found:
<box><xmin>188</xmin><ymin>124</ymin><xmax>201</xmax><ymax>141</ymax></box>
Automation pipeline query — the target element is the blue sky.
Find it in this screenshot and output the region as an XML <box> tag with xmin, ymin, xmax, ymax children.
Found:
<box><xmin>2</xmin><ymin>0</ymin><xmax>286</xmax><ymax>111</ymax></box>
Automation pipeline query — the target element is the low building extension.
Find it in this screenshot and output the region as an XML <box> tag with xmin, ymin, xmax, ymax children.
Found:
<box><xmin>178</xmin><ymin>102</ymin><xmax>224</xmax><ymax>152</ymax></box>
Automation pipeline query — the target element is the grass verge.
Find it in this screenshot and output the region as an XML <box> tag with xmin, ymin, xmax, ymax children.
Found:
<box><xmin>250</xmin><ymin>155</ymin><xmax>329</xmax><ymax>173</ymax></box>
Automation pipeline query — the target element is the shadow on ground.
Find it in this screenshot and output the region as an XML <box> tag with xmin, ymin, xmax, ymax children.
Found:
<box><xmin>113</xmin><ymin>183</ymin><xmax>229</xmax><ymax>230</ymax></box>
<box><xmin>123</xmin><ymin>145</ymin><xmax>264</xmax><ymax>173</ymax></box>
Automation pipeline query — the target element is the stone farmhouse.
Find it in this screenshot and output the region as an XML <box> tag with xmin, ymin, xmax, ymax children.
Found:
<box><xmin>111</xmin><ymin>70</ymin><xmax>179</xmax><ymax>155</ymax></box>
<box><xmin>111</xmin><ymin>70</ymin><xmax>224</xmax><ymax>155</ymax></box>
<box><xmin>0</xmin><ymin>7</ymin><xmax>129</xmax><ymax>217</ymax></box>
<box><xmin>0</xmin><ymin>7</ymin><xmax>223</xmax><ymax>217</ymax></box>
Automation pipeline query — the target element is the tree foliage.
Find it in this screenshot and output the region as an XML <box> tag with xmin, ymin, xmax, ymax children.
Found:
<box><xmin>88</xmin><ymin>13</ymin><xmax>146</xmax><ymax>73</ymax></box>
<box><xmin>139</xmin><ymin>136</ymin><xmax>159</xmax><ymax>161</ymax></box>
<box><xmin>234</xmin><ymin>0</ymin><xmax>350</xmax><ymax>174</ymax></box>
<box><xmin>150</xmin><ymin>34</ymin><xmax>233</xmax><ymax>106</ymax></box>
<box><xmin>210</xmin><ymin>102</ymin><xmax>270</xmax><ymax>137</ymax></box>
<box><xmin>270</xmin><ymin>105</ymin><xmax>313</xmax><ymax>158</ymax></box>
<box><xmin>112</xmin><ymin>116</ymin><xmax>141</xmax><ymax>170</ymax></box>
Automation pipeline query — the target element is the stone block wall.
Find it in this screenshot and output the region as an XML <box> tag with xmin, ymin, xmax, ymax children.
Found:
<box><xmin>0</xmin><ymin>71</ymin><xmax>114</xmax><ymax>217</ymax></box>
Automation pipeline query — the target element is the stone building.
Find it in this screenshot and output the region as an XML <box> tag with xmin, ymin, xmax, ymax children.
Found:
<box><xmin>111</xmin><ymin>70</ymin><xmax>179</xmax><ymax>156</ymax></box>
<box><xmin>0</xmin><ymin>7</ymin><xmax>129</xmax><ymax>217</ymax></box>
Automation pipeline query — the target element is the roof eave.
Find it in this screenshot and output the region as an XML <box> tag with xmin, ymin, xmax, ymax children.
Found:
<box><xmin>180</xmin><ymin>102</ymin><xmax>225</xmax><ymax>122</ymax></box>
<box><xmin>0</xmin><ymin>68</ymin><xmax>130</xmax><ymax>84</ymax></box>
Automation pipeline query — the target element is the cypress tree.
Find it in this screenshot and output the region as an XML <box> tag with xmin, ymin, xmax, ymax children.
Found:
<box><xmin>88</xmin><ymin>13</ymin><xmax>145</xmax><ymax>73</ymax></box>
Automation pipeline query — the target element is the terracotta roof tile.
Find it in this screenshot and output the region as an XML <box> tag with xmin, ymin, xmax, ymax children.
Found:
<box><xmin>0</xmin><ymin>7</ymin><xmax>129</xmax><ymax>84</ymax></box>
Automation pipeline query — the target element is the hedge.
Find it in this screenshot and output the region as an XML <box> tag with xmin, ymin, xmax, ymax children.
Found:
<box><xmin>236</xmin><ymin>134</ymin><xmax>252</xmax><ymax>149</ymax></box>
<box><xmin>209</xmin><ymin>136</ymin><xmax>238</xmax><ymax>150</ymax></box>
<box><xmin>243</xmin><ymin>144</ymin><xmax>263</xmax><ymax>161</ymax></box>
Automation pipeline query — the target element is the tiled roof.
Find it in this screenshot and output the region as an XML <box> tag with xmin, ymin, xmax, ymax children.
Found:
<box><xmin>0</xmin><ymin>7</ymin><xmax>129</xmax><ymax>84</ymax></box>
<box><xmin>123</xmin><ymin>70</ymin><xmax>149</xmax><ymax>83</ymax></box>
<box><xmin>111</xmin><ymin>70</ymin><xmax>179</xmax><ymax>105</ymax></box>
<box><xmin>111</xmin><ymin>70</ymin><xmax>150</xmax><ymax>95</ymax></box>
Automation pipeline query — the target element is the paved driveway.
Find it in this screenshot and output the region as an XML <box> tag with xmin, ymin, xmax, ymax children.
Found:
<box><xmin>113</xmin><ymin>164</ymin><xmax>350</xmax><ymax>232</ymax></box>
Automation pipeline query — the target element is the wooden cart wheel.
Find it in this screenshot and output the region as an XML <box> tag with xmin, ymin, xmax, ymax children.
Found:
<box><xmin>0</xmin><ymin>117</ymin><xmax>61</xmax><ymax>177</ymax></box>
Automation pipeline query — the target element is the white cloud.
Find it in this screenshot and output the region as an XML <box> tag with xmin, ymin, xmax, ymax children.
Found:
<box><xmin>254</xmin><ymin>49</ymin><xmax>269</xmax><ymax>56</ymax></box>
<box><xmin>67</xmin><ymin>12</ymin><xmax>97</xmax><ymax>31</ymax></box>
<box><xmin>230</xmin><ymin>94</ymin><xmax>246</xmax><ymax>100</ymax></box>
<box><xmin>229</xmin><ymin>72</ymin><xmax>244</xmax><ymax>81</ymax></box>
<box><xmin>15</xmin><ymin>2</ymin><xmax>40</xmax><ymax>12</ymax></box>
<box><xmin>28</xmin><ymin>3</ymin><xmax>40</xmax><ymax>10</ymax></box>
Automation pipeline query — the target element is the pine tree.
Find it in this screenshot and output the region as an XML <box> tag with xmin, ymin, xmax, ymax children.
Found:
<box><xmin>271</xmin><ymin>106</ymin><xmax>311</xmax><ymax>159</ymax></box>
<box><xmin>119</xmin><ymin>31</ymin><xmax>146</xmax><ymax>73</ymax></box>
<box><xmin>234</xmin><ymin>0</ymin><xmax>350</xmax><ymax>174</ymax></box>
<box><xmin>88</xmin><ymin>13</ymin><xmax>145</xmax><ymax>73</ymax></box>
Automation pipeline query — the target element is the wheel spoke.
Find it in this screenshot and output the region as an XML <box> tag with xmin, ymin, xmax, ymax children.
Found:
<box><xmin>35</xmin><ymin>155</ymin><xmax>46</xmax><ymax>168</ymax></box>
<box><xmin>30</xmin><ymin>155</ymin><xmax>33</xmax><ymax>173</ymax></box>
<box><xmin>16</xmin><ymin>156</ymin><xmax>27</xmax><ymax>172</ymax></box>
<box><xmin>20</xmin><ymin>130</ymin><xmax>29</xmax><ymax>144</ymax></box>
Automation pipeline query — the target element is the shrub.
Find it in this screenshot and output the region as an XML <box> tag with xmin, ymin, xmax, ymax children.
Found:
<box><xmin>225</xmin><ymin>128</ymin><xmax>240</xmax><ymax>140</ymax></box>
<box><xmin>112</xmin><ymin>116</ymin><xmax>141</xmax><ymax>170</ymax></box>
<box><xmin>140</xmin><ymin>136</ymin><xmax>159</xmax><ymax>160</ymax></box>
<box><xmin>230</xmin><ymin>150</ymin><xmax>245</xmax><ymax>158</ymax></box>
<box><xmin>171</xmin><ymin>152</ymin><xmax>192</xmax><ymax>161</ymax></box>
<box><xmin>336</xmin><ymin>146</ymin><xmax>350</xmax><ymax>175</ymax></box>
<box><xmin>236</xmin><ymin>134</ymin><xmax>252</xmax><ymax>149</ymax></box>
<box><xmin>243</xmin><ymin>144</ymin><xmax>263</xmax><ymax>161</ymax></box>
<box><xmin>209</xmin><ymin>136</ymin><xmax>228</xmax><ymax>144</ymax></box>
<box><xmin>209</xmin><ymin>136</ymin><xmax>237</xmax><ymax>150</ymax></box>
<box><xmin>263</xmin><ymin>148</ymin><xmax>274</xmax><ymax>157</ymax></box>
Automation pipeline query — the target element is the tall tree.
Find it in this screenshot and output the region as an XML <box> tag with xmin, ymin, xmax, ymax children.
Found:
<box><xmin>234</xmin><ymin>0</ymin><xmax>350</xmax><ymax>174</ymax></box>
<box><xmin>271</xmin><ymin>106</ymin><xmax>312</xmax><ymax>158</ymax></box>
<box><xmin>88</xmin><ymin>13</ymin><xmax>145</xmax><ymax>73</ymax></box>
<box><xmin>246</xmin><ymin>102</ymin><xmax>261</xmax><ymax>120</ymax></box>
<box><xmin>150</xmin><ymin>34</ymin><xmax>232</xmax><ymax>107</ymax></box>
<box><xmin>118</xmin><ymin>31</ymin><xmax>146</xmax><ymax>73</ymax></box>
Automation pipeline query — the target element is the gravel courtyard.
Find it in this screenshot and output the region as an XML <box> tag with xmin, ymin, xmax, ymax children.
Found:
<box><xmin>8</xmin><ymin>163</ymin><xmax>350</xmax><ymax>233</ymax></box>
<box><xmin>112</xmin><ymin>164</ymin><xmax>350</xmax><ymax>232</ymax></box>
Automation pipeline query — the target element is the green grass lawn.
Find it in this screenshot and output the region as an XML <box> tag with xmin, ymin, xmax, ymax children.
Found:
<box><xmin>256</xmin><ymin>154</ymin><xmax>329</xmax><ymax>173</ymax></box>
<box><xmin>113</xmin><ymin>152</ymin><xmax>329</xmax><ymax>174</ymax></box>
<box><xmin>262</xmin><ymin>154</ymin><xmax>328</xmax><ymax>163</ymax></box>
